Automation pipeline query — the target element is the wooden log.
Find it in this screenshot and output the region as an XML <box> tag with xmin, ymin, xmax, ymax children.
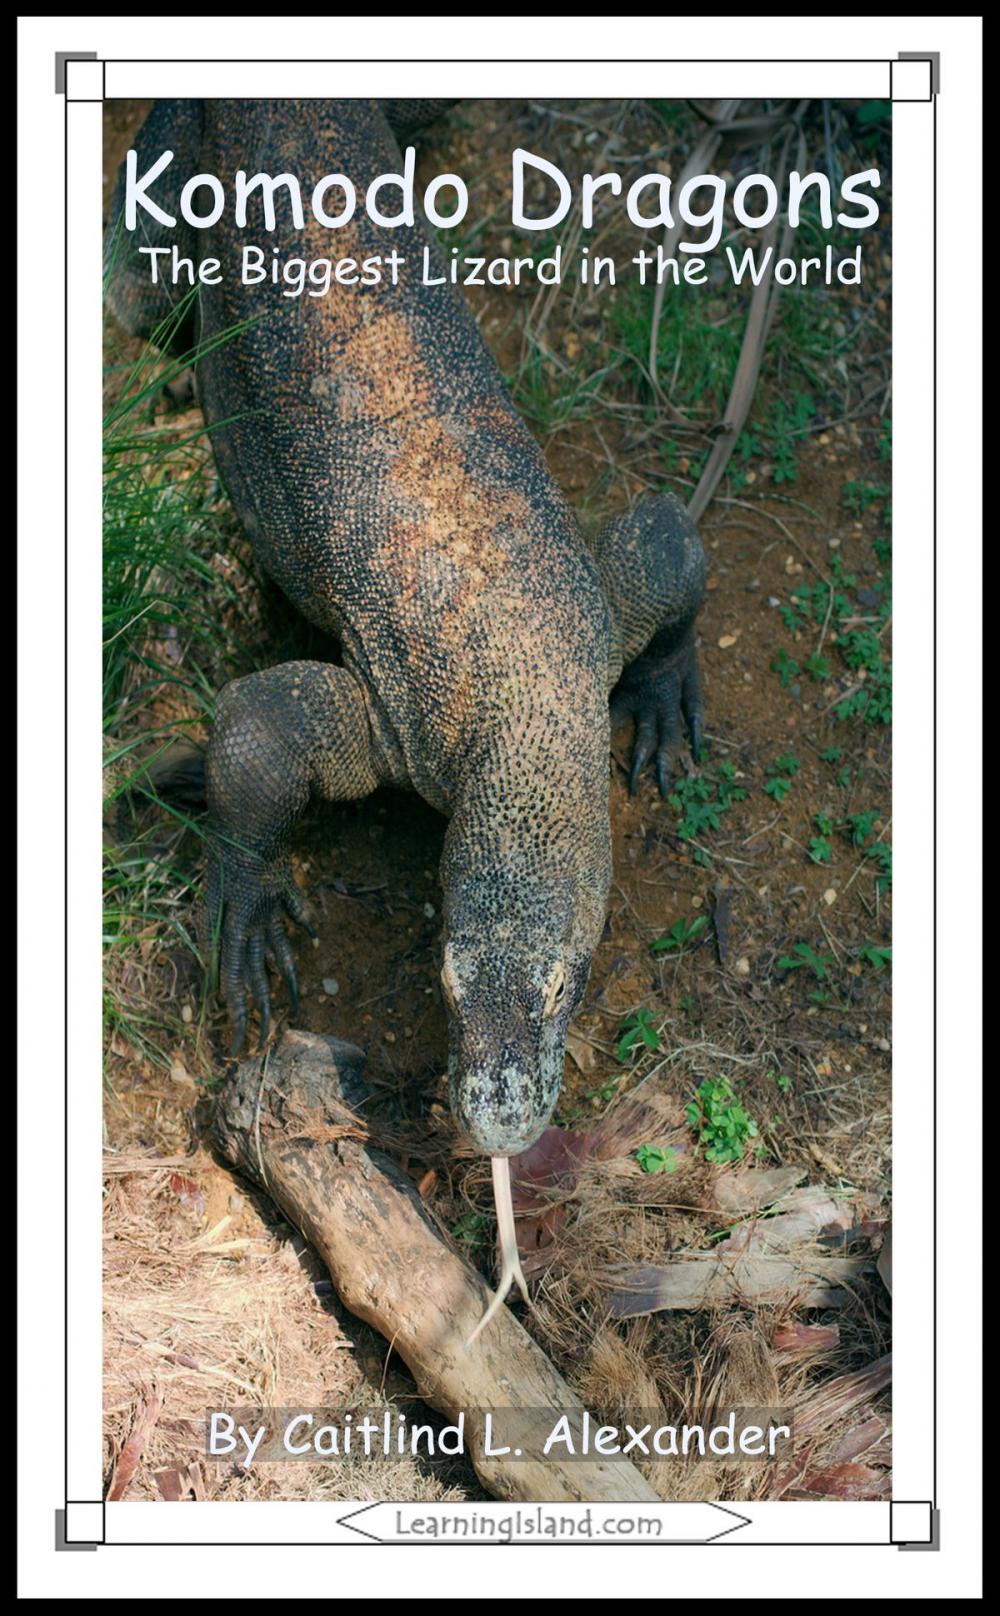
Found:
<box><xmin>214</xmin><ymin>1028</ymin><xmax>659</xmax><ymax>1504</ymax></box>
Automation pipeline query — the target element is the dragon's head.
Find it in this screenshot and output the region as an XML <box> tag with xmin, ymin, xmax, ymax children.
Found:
<box><xmin>442</xmin><ymin>938</ymin><xmax>591</xmax><ymax>1155</ymax></box>
<box><xmin>440</xmin><ymin>847</ymin><xmax>607</xmax><ymax>1155</ymax></box>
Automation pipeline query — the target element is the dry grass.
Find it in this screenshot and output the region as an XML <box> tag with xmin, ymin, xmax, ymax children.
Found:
<box><xmin>103</xmin><ymin>1150</ymin><xmax>474</xmax><ymax>1502</ymax></box>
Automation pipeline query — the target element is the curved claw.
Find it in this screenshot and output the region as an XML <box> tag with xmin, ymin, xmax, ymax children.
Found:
<box><xmin>268</xmin><ymin>914</ymin><xmax>300</xmax><ymax>1016</ymax></box>
<box><xmin>245</xmin><ymin>931</ymin><xmax>271</xmax><ymax>1046</ymax></box>
<box><xmin>629</xmin><ymin>682</ymin><xmax>680</xmax><ymax>798</ymax></box>
<box><xmin>629</xmin><ymin>710</ymin><xmax>658</xmax><ymax>796</ymax></box>
<box><xmin>620</xmin><ymin>636</ymin><xmax>704</xmax><ymax>796</ymax></box>
<box><xmin>211</xmin><ymin>857</ymin><xmax>314</xmax><ymax>1054</ymax></box>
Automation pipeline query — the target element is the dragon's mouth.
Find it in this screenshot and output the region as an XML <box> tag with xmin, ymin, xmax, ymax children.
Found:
<box><xmin>465</xmin><ymin>1155</ymin><xmax>530</xmax><ymax>1347</ymax></box>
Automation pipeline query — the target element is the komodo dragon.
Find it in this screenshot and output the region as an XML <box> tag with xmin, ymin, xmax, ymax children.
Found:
<box><xmin>107</xmin><ymin>99</ymin><xmax>705</xmax><ymax>1328</ymax></box>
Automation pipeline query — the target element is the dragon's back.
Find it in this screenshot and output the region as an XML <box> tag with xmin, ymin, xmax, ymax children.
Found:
<box><xmin>191</xmin><ymin>100</ymin><xmax>608</xmax><ymax>803</ymax></box>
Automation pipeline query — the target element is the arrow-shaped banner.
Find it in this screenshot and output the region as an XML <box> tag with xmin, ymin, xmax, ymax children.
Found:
<box><xmin>339</xmin><ymin>1501</ymin><xmax>749</xmax><ymax>1544</ymax></box>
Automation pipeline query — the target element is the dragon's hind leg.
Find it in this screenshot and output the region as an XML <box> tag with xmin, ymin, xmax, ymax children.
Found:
<box><xmin>206</xmin><ymin>661</ymin><xmax>382</xmax><ymax>1053</ymax></box>
<box><xmin>594</xmin><ymin>492</ymin><xmax>706</xmax><ymax>797</ymax></box>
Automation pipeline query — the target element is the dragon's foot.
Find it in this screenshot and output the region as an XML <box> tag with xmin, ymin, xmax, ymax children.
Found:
<box><xmin>612</xmin><ymin>632</ymin><xmax>703</xmax><ymax>798</ymax></box>
<box><xmin>206</xmin><ymin>847</ymin><xmax>316</xmax><ymax>1055</ymax></box>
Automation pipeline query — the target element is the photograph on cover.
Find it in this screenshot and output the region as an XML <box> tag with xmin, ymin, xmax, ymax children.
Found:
<box><xmin>101</xmin><ymin>92</ymin><xmax>893</xmax><ymax>1507</ymax></box>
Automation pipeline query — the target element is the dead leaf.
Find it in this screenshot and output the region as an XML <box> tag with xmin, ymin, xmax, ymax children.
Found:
<box><xmin>827</xmin><ymin>1415</ymin><xmax>889</xmax><ymax>1465</ymax></box>
<box><xmin>169</xmin><ymin>1174</ymin><xmax>206</xmax><ymax>1215</ymax></box>
<box><xmin>793</xmin><ymin>1354</ymin><xmax>892</xmax><ymax>1442</ymax></box>
<box><xmin>787</xmin><ymin>1462</ymin><xmax>890</xmax><ymax>1500</ymax></box>
<box><xmin>772</xmin><ymin>1321</ymin><xmax>840</xmax><ymax>1354</ymax></box>
<box><xmin>107</xmin><ymin>1388</ymin><xmax>163</xmax><ymax>1501</ymax></box>
<box><xmin>153</xmin><ymin>1466</ymin><xmax>194</xmax><ymax>1502</ymax></box>
<box><xmin>712</xmin><ymin>1165</ymin><xmax>807</xmax><ymax>1216</ymax></box>
<box><xmin>564</xmin><ymin>1028</ymin><xmax>598</xmax><ymax>1075</ymax></box>
<box><xmin>718</xmin><ymin>1188</ymin><xmax>852</xmax><ymax>1255</ymax></box>
<box><xmin>604</xmin><ymin>1253</ymin><xmax>870</xmax><ymax>1316</ymax></box>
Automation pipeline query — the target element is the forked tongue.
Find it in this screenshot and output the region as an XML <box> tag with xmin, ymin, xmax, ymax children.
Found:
<box><xmin>465</xmin><ymin>1155</ymin><xmax>530</xmax><ymax>1347</ymax></box>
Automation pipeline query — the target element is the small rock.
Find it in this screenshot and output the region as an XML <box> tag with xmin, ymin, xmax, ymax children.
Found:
<box><xmin>823</xmin><ymin>888</ymin><xmax>838</xmax><ymax>906</ymax></box>
<box><xmin>322</xmin><ymin>977</ymin><xmax>339</xmax><ymax>996</ymax></box>
<box><xmin>170</xmin><ymin>1059</ymin><xmax>196</xmax><ymax>1088</ymax></box>
<box><xmin>735</xmin><ymin>957</ymin><xmax>751</xmax><ymax>977</ymax></box>
<box><xmin>229</xmin><ymin>1192</ymin><xmax>244</xmax><ymax>1214</ymax></box>
<box><xmin>423</xmin><ymin>902</ymin><xmax>436</xmax><ymax>919</ymax></box>
<box><xmin>384</xmin><ymin>1030</ymin><xmax>396</xmax><ymax>1044</ymax></box>
<box><xmin>180</xmin><ymin>1005</ymin><xmax>193</xmax><ymax>1024</ymax></box>
<box><xmin>718</xmin><ymin>633</ymin><xmax>738</xmax><ymax>649</ymax></box>
<box><xmin>768</xmin><ymin>596</ymin><xmax>780</xmax><ymax>607</ymax></box>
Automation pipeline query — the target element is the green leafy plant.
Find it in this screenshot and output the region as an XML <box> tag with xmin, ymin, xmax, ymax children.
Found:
<box><xmin>635</xmin><ymin>1143</ymin><xmax>679</xmax><ymax>1175</ymax></box>
<box><xmin>651</xmin><ymin>915</ymin><xmax>709</xmax><ymax>954</ymax></box>
<box><xmin>771</xmin><ymin>649</ymin><xmax>799</xmax><ymax>689</ymax></box>
<box><xmin>617</xmin><ymin>1008</ymin><xmax>662</xmax><ymax>1062</ymax></box>
<box><xmin>866</xmin><ymin>841</ymin><xmax>893</xmax><ymax>892</ymax></box>
<box><xmin>452</xmin><ymin>1210</ymin><xmax>487</xmax><ymax>1249</ymax></box>
<box><xmin>858</xmin><ymin>944</ymin><xmax>892</xmax><ymax>971</ymax></box>
<box><xmin>667</xmin><ymin>762</ymin><xmax>747</xmax><ymax>864</ymax></box>
<box><xmin>846</xmin><ymin>810</ymin><xmax>879</xmax><ymax>846</ymax></box>
<box><xmin>686</xmin><ymin>1076</ymin><xmax>759</xmax><ymax>1165</ymax></box>
<box><xmin>778</xmin><ymin>942</ymin><xmax>835</xmax><ymax>981</ymax></box>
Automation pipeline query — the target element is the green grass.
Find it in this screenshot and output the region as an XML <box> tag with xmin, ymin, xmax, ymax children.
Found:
<box><xmin>771</xmin><ymin>531</ymin><xmax>892</xmax><ymax>728</ymax></box>
<box><xmin>102</xmin><ymin>296</ymin><xmax>259</xmax><ymax>1068</ymax></box>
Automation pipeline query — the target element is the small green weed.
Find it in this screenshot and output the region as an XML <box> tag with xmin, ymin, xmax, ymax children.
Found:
<box><xmin>650</xmin><ymin>915</ymin><xmax>709</xmax><ymax>954</ymax></box>
<box><xmin>635</xmin><ymin>1143</ymin><xmax>679</xmax><ymax>1175</ymax></box>
<box><xmin>778</xmin><ymin>942</ymin><xmax>835</xmax><ymax>981</ymax></box>
<box><xmin>686</xmin><ymin>1076</ymin><xmax>759</xmax><ymax>1165</ymax></box>
<box><xmin>617</xmin><ymin>1008</ymin><xmax>662</xmax><ymax>1062</ymax></box>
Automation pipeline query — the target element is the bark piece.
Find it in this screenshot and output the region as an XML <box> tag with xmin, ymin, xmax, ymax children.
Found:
<box><xmin>214</xmin><ymin>1029</ymin><xmax>659</xmax><ymax>1504</ymax></box>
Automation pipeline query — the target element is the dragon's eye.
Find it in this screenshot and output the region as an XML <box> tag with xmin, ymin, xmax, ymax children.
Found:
<box><xmin>543</xmin><ymin>961</ymin><xmax>567</xmax><ymax>1018</ymax></box>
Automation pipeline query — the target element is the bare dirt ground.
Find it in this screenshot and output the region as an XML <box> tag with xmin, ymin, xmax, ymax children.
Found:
<box><xmin>103</xmin><ymin>98</ymin><xmax>891</xmax><ymax>1505</ymax></box>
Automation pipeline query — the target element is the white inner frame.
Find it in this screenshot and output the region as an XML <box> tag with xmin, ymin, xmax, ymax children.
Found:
<box><xmin>66</xmin><ymin>53</ymin><xmax>932</xmax><ymax>1549</ymax></box>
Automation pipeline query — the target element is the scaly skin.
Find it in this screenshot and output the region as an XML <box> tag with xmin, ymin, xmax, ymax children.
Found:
<box><xmin>106</xmin><ymin>99</ymin><xmax>705</xmax><ymax>1156</ymax></box>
